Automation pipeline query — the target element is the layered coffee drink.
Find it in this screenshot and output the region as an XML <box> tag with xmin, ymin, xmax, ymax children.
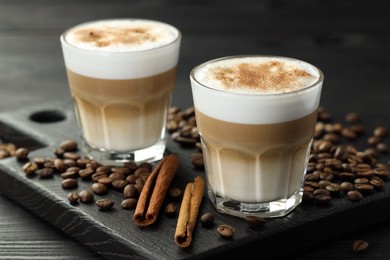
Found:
<box><xmin>190</xmin><ymin>56</ymin><xmax>323</xmax><ymax>218</ymax></box>
<box><xmin>61</xmin><ymin>19</ymin><xmax>181</xmax><ymax>163</ymax></box>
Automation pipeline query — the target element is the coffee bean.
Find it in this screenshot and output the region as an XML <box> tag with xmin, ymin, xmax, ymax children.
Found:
<box><xmin>345</xmin><ymin>112</ymin><xmax>360</xmax><ymax>123</ymax></box>
<box><xmin>96</xmin><ymin>199</ymin><xmax>114</xmax><ymax>210</ymax></box>
<box><xmin>78</xmin><ymin>189</ymin><xmax>94</xmax><ymax>203</ymax></box>
<box><xmin>37</xmin><ymin>167</ymin><xmax>54</xmax><ymax>178</ymax></box>
<box><xmin>67</xmin><ymin>191</ymin><xmax>79</xmax><ymax>204</ymax></box>
<box><xmin>347</xmin><ymin>190</ymin><xmax>363</xmax><ymax>201</ymax></box>
<box><xmin>164</xmin><ymin>203</ymin><xmax>177</xmax><ymax>217</ymax></box>
<box><xmin>200</xmin><ymin>212</ymin><xmax>215</xmax><ymax>227</ymax></box>
<box><xmin>245</xmin><ymin>216</ymin><xmax>266</xmax><ymax>227</ymax></box>
<box><xmin>60</xmin><ymin>139</ymin><xmax>78</xmax><ymax>152</ymax></box>
<box><xmin>91</xmin><ymin>182</ymin><xmax>108</xmax><ymax>195</ymax></box>
<box><xmin>168</xmin><ymin>187</ymin><xmax>182</xmax><ymax>200</ymax></box>
<box><xmin>112</xmin><ymin>179</ymin><xmax>127</xmax><ymax>191</ymax></box>
<box><xmin>61</xmin><ymin>178</ymin><xmax>78</xmax><ymax>189</ymax></box>
<box><xmin>22</xmin><ymin>162</ymin><xmax>38</xmax><ymax>176</ymax></box>
<box><xmin>15</xmin><ymin>147</ymin><xmax>29</xmax><ymax>160</ymax></box>
<box><xmin>373</xmin><ymin>126</ymin><xmax>388</xmax><ymax>138</ymax></box>
<box><xmin>121</xmin><ymin>198</ymin><xmax>138</xmax><ymax>209</ymax></box>
<box><xmin>123</xmin><ymin>184</ymin><xmax>138</xmax><ymax>198</ymax></box>
<box><xmin>191</xmin><ymin>153</ymin><xmax>205</xmax><ymax>169</ymax></box>
<box><xmin>217</xmin><ymin>224</ymin><xmax>235</xmax><ymax>239</ymax></box>
<box><xmin>352</xmin><ymin>239</ymin><xmax>369</xmax><ymax>253</ymax></box>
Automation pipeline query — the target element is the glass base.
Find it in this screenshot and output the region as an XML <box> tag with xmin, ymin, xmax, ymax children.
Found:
<box><xmin>208</xmin><ymin>186</ymin><xmax>303</xmax><ymax>219</ymax></box>
<box><xmin>82</xmin><ymin>138</ymin><xmax>166</xmax><ymax>166</ymax></box>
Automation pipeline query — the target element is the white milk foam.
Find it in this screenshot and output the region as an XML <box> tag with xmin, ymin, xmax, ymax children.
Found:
<box><xmin>61</xmin><ymin>19</ymin><xmax>181</xmax><ymax>79</ymax></box>
<box><xmin>191</xmin><ymin>56</ymin><xmax>323</xmax><ymax>124</ymax></box>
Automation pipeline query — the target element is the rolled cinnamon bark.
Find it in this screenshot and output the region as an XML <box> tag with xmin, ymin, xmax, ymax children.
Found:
<box><xmin>174</xmin><ymin>175</ymin><xmax>205</xmax><ymax>247</ymax></box>
<box><xmin>133</xmin><ymin>154</ymin><xmax>179</xmax><ymax>227</ymax></box>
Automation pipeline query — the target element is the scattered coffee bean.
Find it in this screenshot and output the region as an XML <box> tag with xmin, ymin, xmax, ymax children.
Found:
<box><xmin>164</xmin><ymin>203</ymin><xmax>177</xmax><ymax>217</ymax></box>
<box><xmin>121</xmin><ymin>198</ymin><xmax>138</xmax><ymax>209</ymax></box>
<box><xmin>91</xmin><ymin>182</ymin><xmax>108</xmax><ymax>195</ymax></box>
<box><xmin>347</xmin><ymin>190</ymin><xmax>363</xmax><ymax>201</ymax></box>
<box><xmin>168</xmin><ymin>187</ymin><xmax>182</xmax><ymax>200</ymax></box>
<box><xmin>192</xmin><ymin>153</ymin><xmax>205</xmax><ymax>169</ymax></box>
<box><xmin>61</xmin><ymin>178</ymin><xmax>78</xmax><ymax>189</ymax></box>
<box><xmin>60</xmin><ymin>139</ymin><xmax>78</xmax><ymax>152</ymax></box>
<box><xmin>15</xmin><ymin>147</ymin><xmax>29</xmax><ymax>160</ymax></box>
<box><xmin>217</xmin><ymin>224</ymin><xmax>235</xmax><ymax>239</ymax></box>
<box><xmin>78</xmin><ymin>189</ymin><xmax>94</xmax><ymax>203</ymax></box>
<box><xmin>22</xmin><ymin>162</ymin><xmax>38</xmax><ymax>176</ymax></box>
<box><xmin>200</xmin><ymin>212</ymin><xmax>215</xmax><ymax>227</ymax></box>
<box><xmin>67</xmin><ymin>191</ymin><xmax>79</xmax><ymax>204</ymax></box>
<box><xmin>96</xmin><ymin>199</ymin><xmax>114</xmax><ymax>210</ymax></box>
<box><xmin>352</xmin><ymin>239</ymin><xmax>369</xmax><ymax>253</ymax></box>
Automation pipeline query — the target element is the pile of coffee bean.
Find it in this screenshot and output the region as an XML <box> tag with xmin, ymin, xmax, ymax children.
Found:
<box><xmin>304</xmin><ymin>107</ymin><xmax>389</xmax><ymax>205</ymax></box>
<box><xmin>168</xmin><ymin>105</ymin><xmax>390</xmax><ymax>205</ymax></box>
<box><xmin>20</xmin><ymin>139</ymin><xmax>182</xmax><ymax>213</ymax></box>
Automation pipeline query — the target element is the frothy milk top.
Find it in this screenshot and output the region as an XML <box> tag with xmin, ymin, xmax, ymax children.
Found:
<box><xmin>61</xmin><ymin>19</ymin><xmax>181</xmax><ymax>79</ymax></box>
<box><xmin>195</xmin><ymin>57</ymin><xmax>319</xmax><ymax>94</ymax></box>
<box><xmin>64</xmin><ymin>19</ymin><xmax>178</xmax><ymax>52</ymax></box>
<box><xmin>191</xmin><ymin>56</ymin><xmax>323</xmax><ymax>124</ymax></box>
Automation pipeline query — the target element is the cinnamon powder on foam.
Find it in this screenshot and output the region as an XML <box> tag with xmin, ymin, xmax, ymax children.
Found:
<box><xmin>74</xmin><ymin>26</ymin><xmax>157</xmax><ymax>48</ymax></box>
<box><xmin>212</xmin><ymin>60</ymin><xmax>316</xmax><ymax>93</ymax></box>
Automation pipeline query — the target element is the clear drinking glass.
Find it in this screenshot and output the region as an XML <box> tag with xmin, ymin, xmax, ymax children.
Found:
<box><xmin>190</xmin><ymin>55</ymin><xmax>324</xmax><ymax>218</ymax></box>
<box><xmin>60</xmin><ymin>19</ymin><xmax>181</xmax><ymax>165</ymax></box>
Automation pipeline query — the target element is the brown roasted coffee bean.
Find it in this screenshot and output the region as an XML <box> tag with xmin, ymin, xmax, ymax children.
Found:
<box><xmin>98</xmin><ymin>177</ymin><xmax>113</xmax><ymax>186</ymax></box>
<box><xmin>217</xmin><ymin>224</ymin><xmax>235</xmax><ymax>239</ymax></box>
<box><xmin>67</xmin><ymin>191</ymin><xmax>79</xmax><ymax>204</ymax></box>
<box><xmin>126</xmin><ymin>174</ymin><xmax>138</xmax><ymax>184</ymax></box>
<box><xmin>313</xmin><ymin>194</ymin><xmax>331</xmax><ymax>205</ymax></box>
<box><xmin>200</xmin><ymin>212</ymin><xmax>215</xmax><ymax>227</ymax></box>
<box><xmin>78</xmin><ymin>168</ymin><xmax>95</xmax><ymax>180</ymax></box>
<box><xmin>79</xmin><ymin>189</ymin><xmax>94</xmax><ymax>203</ymax></box>
<box><xmin>123</xmin><ymin>184</ymin><xmax>138</xmax><ymax>198</ymax></box>
<box><xmin>36</xmin><ymin>167</ymin><xmax>54</xmax><ymax>178</ymax></box>
<box><xmin>354</xmin><ymin>183</ymin><xmax>374</xmax><ymax>194</ymax></box>
<box><xmin>352</xmin><ymin>239</ymin><xmax>369</xmax><ymax>253</ymax></box>
<box><xmin>164</xmin><ymin>203</ymin><xmax>177</xmax><ymax>217</ymax></box>
<box><xmin>63</xmin><ymin>152</ymin><xmax>81</xmax><ymax>160</ymax></box>
<box><xmin>340</xmin><ymin>181</ymin><xmax>354</xmax><ymax>193</ymax></box>
<box><xmin>15</xmin><ymin>147</ymin><xmax>29</xmax><ymax>160</ymax></box>
<box><xmin>345</xmin><ymin>112</ymin><xmax>360</xmax><ymax>123</ymax></box>
<box><xmin>302</xmin><ymin>191</ymin><xmax>314</xmax><ymax>203</ymax></box>
<box><xmin>347</xmin><ymin>190</ymin><xmax>363</xmax><ymax>201</ymax></box>
<box><xmin>22</xmin><ymin>162</ymin><xmax>38</xmax><ymax>176</ymax></box>
<box><xmin>191</xmin><ymin>153</ymin><xmax>204</xmax><ymax>169</ymax></box>
<box><xmin>245</xmin><ymin>216</ymin><xmax>266</xmax><ymax>227</ymax></box>
<box><xmin>377</xmin><ymin>143</ymin><xmax>389</xmax><ymax>154</ymax></box>
<box><xmin>91</xmin><ymin>182</ymin><xmax>108</xmax><ymax>195</ymax></box>
<box><xmin>96</xmin><ymin>199</ymin><xmax>114</xmax><ymax>210</ymax></box>
<box><xmin>54</xmin><ymin>158</ymin><xmax>65</xmax><ymax>171</ymax></box>
<box><xmin>121</xmin><ymin>198</ymin><xmax>138</xmax><ymax>209</ymax></box>
<box><xmin>60</xmin><ymin>140</ymin><xmax>78</xmax><ymax>152</ymax></box>
<box><xmin>370</xmin><ymin>176</ymin><xmax>384</xmax><ymax>189</ymax></box>
<box><xmin>61</xmin><ymin>178</ymin><xmax>78</xmax><ymax>189</ymax></box>
<box><xmin>112</xmin><ymin>179</ymin><xmax>127</xmax><ymax>191</ymax></box>
<box><xmin>373</xmin><ymin>126</ymin><xmax>388</xmax><ymax>138</ymax></box>
<box><xmin>168</xmin><ymin>187</ymin><xmax>182</xmax><ymax>200</ymax></box>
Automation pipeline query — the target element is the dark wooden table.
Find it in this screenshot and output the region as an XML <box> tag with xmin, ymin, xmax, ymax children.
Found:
<box><xmin>1</xmin><ymin>0</ymin><xmax>390</xmax><ymax>259</ymax></box>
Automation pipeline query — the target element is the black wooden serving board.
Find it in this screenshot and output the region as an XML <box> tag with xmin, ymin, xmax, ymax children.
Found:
<box><xmin>1</xmin><ymin>100</ymin><xmax>390</xmax><ymax>260</ymax></box>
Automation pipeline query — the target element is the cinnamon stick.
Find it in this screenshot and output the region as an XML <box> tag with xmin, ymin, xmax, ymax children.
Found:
<box><xmin>174</xmin><ymin>175</ymin><xmax>205</xmax><ymax>248</ymax></box>
<box><xmin>133</xmin><ymin>154</ymin><xmax>179</xmax><ymax>227</ymax></box>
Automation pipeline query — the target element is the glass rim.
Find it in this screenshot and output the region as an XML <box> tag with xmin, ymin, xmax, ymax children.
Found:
<box><xmin>190</xmin><ymin>55</ymin><xmax>324</xmax><ymax>97</ymax></box>
<box><xmin>60</xmin><ymin>18</ymin><xmax>182</xmax><ymax>54</ymax></box>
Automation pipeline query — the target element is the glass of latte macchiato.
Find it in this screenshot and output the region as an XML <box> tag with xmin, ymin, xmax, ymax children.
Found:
<box><xmin>190</xmin><ymin>55</ymin><xmax>324</xmax><ymax>218</ymax></box>
<box><xmin>60</xmin><ymin>19</ymin><xmax>181</xmax><ymax>164</ymax></box>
